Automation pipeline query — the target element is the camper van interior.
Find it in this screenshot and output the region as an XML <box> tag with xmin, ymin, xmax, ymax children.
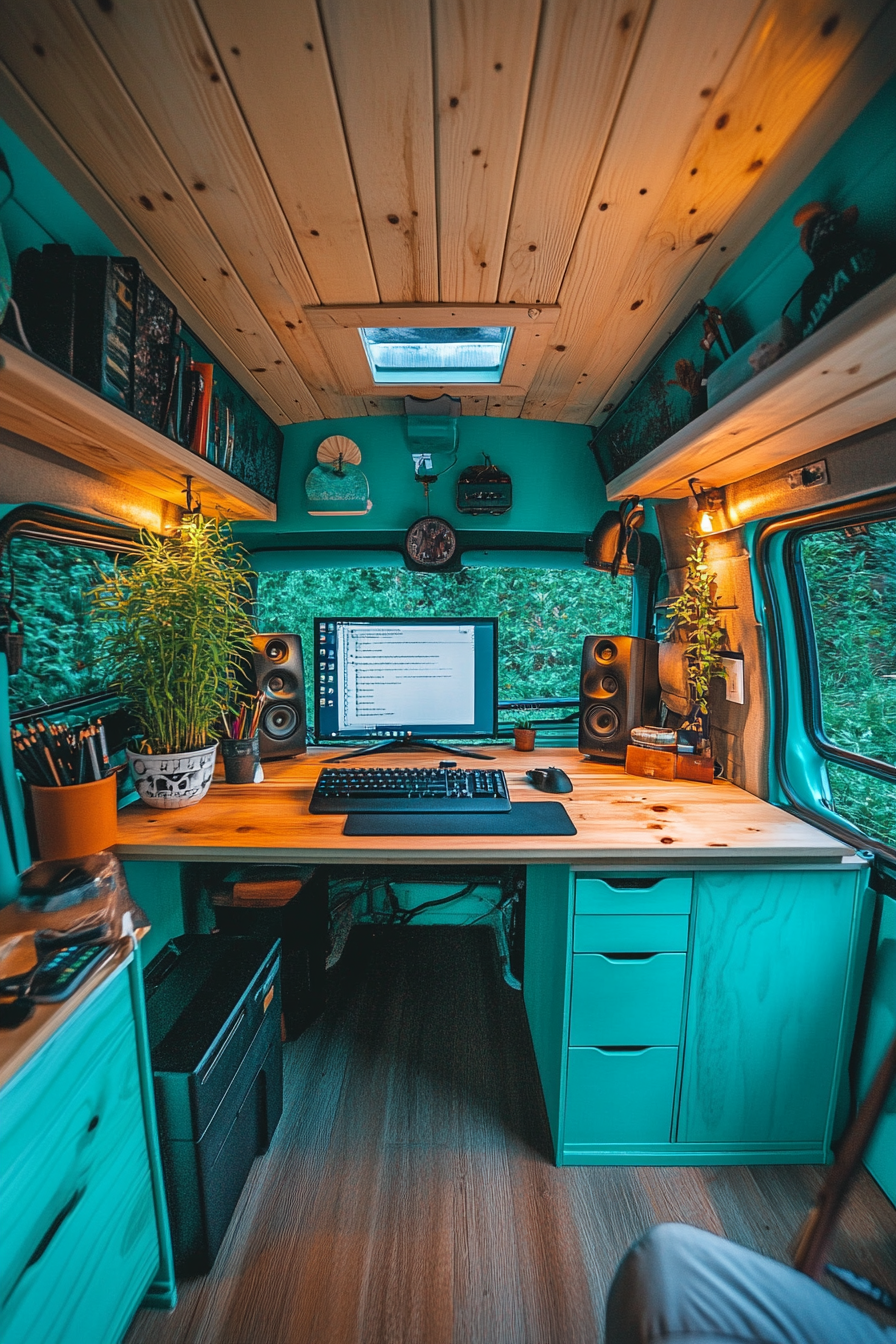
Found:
<box><xmin>0</xmin><ymin>2</ymin><xmax>895</xmax><ymax>1341</ymax></box>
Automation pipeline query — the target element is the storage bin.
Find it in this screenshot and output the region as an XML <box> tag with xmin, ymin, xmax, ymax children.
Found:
<box><xmin>565</xmin><ymin>1046</ymin><xmax>678</xmax><ymax>1144</ymax></box>
<box><xmin>569</xmin><ymin>951</ymin><xmax>686</xmax><ymax>1046</ymax></box>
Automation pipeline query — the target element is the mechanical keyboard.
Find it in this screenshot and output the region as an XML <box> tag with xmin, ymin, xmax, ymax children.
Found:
<box><xmin>308</xmin><ymin>766</ymin><xmax>511</xmax><ymax>813</ymax></box>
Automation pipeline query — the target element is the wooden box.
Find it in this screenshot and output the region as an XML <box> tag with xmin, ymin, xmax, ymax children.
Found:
<box><xmin>675</xmin><ymin>753</ymin><xmax>715</xmax><ymax>784</ymax></box>
<box><xmin>624</xmin><ymin>744</ymin><xmax>676</xmax><ymax>780</ymax></box>
<box><xmin>624</xmin><ymin>744</ymin><xmax>714</xmax><ymax>784</ymax></box>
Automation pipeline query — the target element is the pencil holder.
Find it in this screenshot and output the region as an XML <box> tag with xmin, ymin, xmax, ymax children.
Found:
<box><xmin>220</xmin><ymin>736</ymin><xmax>261</xmax><ymax>784</ymax></box>
<box><xmin>31</xmin><ymin>773</ymin><xmax>119</xmax><ymax>861</ymax></box>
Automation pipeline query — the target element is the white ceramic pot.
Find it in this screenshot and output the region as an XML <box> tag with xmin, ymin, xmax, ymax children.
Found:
<box><xmin>126</xmin><ymin>743</ymin><xmax>217</xmax><ymax>810</ymax></box>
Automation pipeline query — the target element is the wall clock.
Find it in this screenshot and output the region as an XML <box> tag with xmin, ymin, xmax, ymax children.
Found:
<box><xmin>403</xmin><ymin>516</ymin><xmax>458</xmax><ymax>569</ymax></box>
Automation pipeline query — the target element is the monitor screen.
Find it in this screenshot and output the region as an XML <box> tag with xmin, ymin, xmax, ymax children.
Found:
<box><xmin>313</xmin><ymin>617</ymin><xmax>497</xmax><ymax>742</ymax></box>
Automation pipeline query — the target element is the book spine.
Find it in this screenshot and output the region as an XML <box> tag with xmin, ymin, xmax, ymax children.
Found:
<box><xmin>189</xmin><ymin>360</ymin><xmax>214</xmax><ymax>457</ymax></box>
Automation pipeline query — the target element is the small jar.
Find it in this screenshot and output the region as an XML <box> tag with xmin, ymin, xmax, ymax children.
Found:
<box><xmin>220</xmin><ymin>736</ymin><xmax>261</xmax><ymax>783</ymax></box>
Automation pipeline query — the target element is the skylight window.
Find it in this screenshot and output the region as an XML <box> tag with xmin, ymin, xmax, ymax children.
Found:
<box><xmin>360</xmin><ymin>326</ymin><xmax>513</xmax><ymax>384</ymax></box>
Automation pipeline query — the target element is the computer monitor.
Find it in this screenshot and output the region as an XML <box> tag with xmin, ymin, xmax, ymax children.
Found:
<box><xmin>313</xmin><ymin>617</ymin><xmax>498</xmax><ymax>749</ymax></box>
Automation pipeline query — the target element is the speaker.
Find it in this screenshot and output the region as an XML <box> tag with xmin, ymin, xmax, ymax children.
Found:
<box><xmin>578</xmin><ymin>636</ymin><xmax>660</xmax><ymax>760</ymax></box>
<box><xmin>251</xmin><ymin>633</ymin><xmax>307</xmax><ymax>759</ymax></box>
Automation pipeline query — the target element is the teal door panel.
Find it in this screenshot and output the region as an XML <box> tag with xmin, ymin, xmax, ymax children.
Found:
<box><xmin>565</xmin><ymin>1046</ymin><xmax>678</xmax><ymax>1144</ymax></box>
<box><xmin>858</xmin><ymin>893</ymin><xmax>896</xmax><ymax>1205</ymax></box>
<box><xmin>678</xmin><ymin>869</ymin><xmax>859</xmax><ymax>1146</ymax></box>
<box><xmin>0</xmin><ymin>964</ymin><xmax>159</xmax><ymax>1344</ymax></box>
<box><xmin>573</xmin><ymin>914</ymin><xmax>689</xmax><ymax>953</ymax></box>
<box><xmin>569</xmin><ymin>952</ymin><xmax>686</xmax><ymax>1046</ymax></box>
<box><xmin>575</xmin><ymin>875</ymin><xmax>692</xmax><ymax>915</ymax></box>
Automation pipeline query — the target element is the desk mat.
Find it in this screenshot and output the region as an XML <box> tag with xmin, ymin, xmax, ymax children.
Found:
<box><xmin>342</xmin><ymin>801</ymin><xmax>576</xmax><ymax>837</ymax></box>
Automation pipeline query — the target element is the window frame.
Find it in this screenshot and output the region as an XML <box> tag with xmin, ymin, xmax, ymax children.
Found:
<box><xmin>0</xmin><ymin>503</ymin><xmax>141</xmax><ymax>717</ymax></box>
<box><xmin>252</xmin><ymin>542</ymin><xmax>649</xmax><ymax>745</ymax></box>
<box><xmin>755</xmin><ymin>487</ymin><xmax>896</xmax><ymax>864</ymax></box>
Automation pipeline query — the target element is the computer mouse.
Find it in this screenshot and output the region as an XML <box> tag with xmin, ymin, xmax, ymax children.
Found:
<box><xmin>526</xmin><ymin>767</ymin><xmax>573</xmax><ymax>794</ymax></box>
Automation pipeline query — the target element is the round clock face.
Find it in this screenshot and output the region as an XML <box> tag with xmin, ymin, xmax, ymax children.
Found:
<box><xmin>404</xmin><ymin>516</ymin><xmax>458</xmax><ymax>568</ymax></box>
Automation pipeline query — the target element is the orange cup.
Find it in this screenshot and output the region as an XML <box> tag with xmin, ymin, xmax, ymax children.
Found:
<box><xmin>31</xmin><ymin>774</ymin><xmax>119</xmax><ymax>861</ymax></box>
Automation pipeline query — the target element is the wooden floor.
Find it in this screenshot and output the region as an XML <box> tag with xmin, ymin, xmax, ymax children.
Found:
<box><xmin>127</xmin><ymin>926</ymin><xmax>896</xmax><ymax>1344</ymax></box>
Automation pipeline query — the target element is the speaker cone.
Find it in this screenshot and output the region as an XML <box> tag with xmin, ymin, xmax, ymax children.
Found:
<box><xmin>263</xmin><ymin>671</ymin><xmax>298</xmax><ymax>696</ymax></box>
<box><xmin>265</xmin><ymin>638</ymin><xmax>290</xmax><ymax>663</ymax></box>
<box><xmin>263</xmin><ymin>703</ymin><xmax>300</xmax><ymax>739</ymax></box>
<box><xmin>585</xmin><ymin>704</ymin><xmax>620</xmax><ymax>738</ymax></box>
<box><xmin>596</xmin><ymin>640</ymin><xmax>617</xmax><ymax>663</ymax></box>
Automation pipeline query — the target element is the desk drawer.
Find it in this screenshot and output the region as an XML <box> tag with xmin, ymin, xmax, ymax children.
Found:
<box><xmin>573</xmin><ymin>914</ymin><xmax>689</xmax><ymax>953</ymax></box>
<box><xmin>575</xmin><ymin>875</ymin><xmax>692</xmax><ymax>915</ymax></box>
<box><xmin>570</xmin><ymin>952</ymin><xmax>686</xmax><ymax>1046</ymax></box>
<box><xmin>565</xmin><ymin>1046</ymin><xmax>678</xmax><ymax>1144</ymax></box>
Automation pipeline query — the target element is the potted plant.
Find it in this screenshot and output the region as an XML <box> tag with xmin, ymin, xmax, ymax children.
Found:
<box><xmin>664</xmin><ymin>536</ymin><xmax>727</xmax><ymax>752</ymax></box>
<box><xmin>91</xmin><ymin>515</ymin><xmax>256</xmax><ymax>809</ymax></box>
<box><xmin>513</xmin><ymin>715</ymin><xmax>536</xmax><ymax>752</ymax></box>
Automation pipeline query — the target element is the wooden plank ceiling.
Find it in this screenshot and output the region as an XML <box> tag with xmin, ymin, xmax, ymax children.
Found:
<box><xmin>0</xmin><ymin>0</ymin><xmax>892</xmax><ymax>425</ymax></box>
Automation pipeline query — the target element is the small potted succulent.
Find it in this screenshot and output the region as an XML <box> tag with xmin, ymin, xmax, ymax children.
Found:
<box><xmin>91</xmin><ymin>515</ymin><xmax>256</xmax><ymax>809</ymax></box>
<box><xmin>513</xmin><ymin>715</ymin><xmax>536</xmax><ymax>752</ymax></box>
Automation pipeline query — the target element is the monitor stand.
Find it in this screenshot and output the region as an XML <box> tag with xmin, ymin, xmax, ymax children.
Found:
<box><xmin>322</xmin><ymin>736</ymin><xmax>495</xmax><ymax>763</ymax></box>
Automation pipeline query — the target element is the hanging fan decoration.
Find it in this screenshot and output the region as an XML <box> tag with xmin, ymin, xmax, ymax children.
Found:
<box><xmin>305</xmin><ymin>435</ymin><xmax>372</xmax><ymax>515</ymax></box>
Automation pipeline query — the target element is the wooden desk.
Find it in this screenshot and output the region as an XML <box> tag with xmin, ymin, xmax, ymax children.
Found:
<box><xmin>113</xmin><ymin>746</ymin><xmax>853</xmax><ymax>866</ymax></box>
<box><xmin>114</xmin><ymin>748</ymin><xmax>867</xmax><ymax>1170</ymax></box>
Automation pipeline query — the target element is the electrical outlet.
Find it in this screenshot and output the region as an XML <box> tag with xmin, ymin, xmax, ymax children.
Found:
<box><xmin>722</xmin><ymin>656</ymin><xmax>744</xmax><ymax>704</ymax></box>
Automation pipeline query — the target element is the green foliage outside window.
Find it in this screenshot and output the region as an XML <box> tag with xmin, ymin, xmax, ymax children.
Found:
<box><xmin>800</xmin><ymin>519</ymin><xmax>896</xmax><ymax>846</ymax></box>
<box><xmin>256</xmin><ymin>564</ymin><xmax>632</xmax><ymax>719</ymax></box>
<box><xmin>5</xmin><ymin>538</ymin><xmax>119</xmax><ymax>713</ymax></box>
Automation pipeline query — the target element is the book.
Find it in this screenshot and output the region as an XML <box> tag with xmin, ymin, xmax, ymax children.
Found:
<box><xmin>189</xmin><ymin>360</ymin><xmax>214</xmax><ymax>457</ymax></box>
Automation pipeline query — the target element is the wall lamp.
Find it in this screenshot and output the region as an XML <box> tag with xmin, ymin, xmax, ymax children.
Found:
<box><xmin>688</xmin><ymin>478</ymin><xmax>727</xmax><ymax>534</ymax></box>
<box><xmin>584</xmin><ymin>496</ymin><xmax>645</xmax><ymax>577</ymax></box>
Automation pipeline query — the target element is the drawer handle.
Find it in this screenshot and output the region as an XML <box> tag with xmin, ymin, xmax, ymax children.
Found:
<box><xmin>595</xmin><ymin>1046</ymin><xmax>651</xmax><ymax>1055</ymax></box>
<box><xmin>601</xmin><ymin>878</ymin><xmax>662</xmax><ymax>890</ymax></box>
<box><xmin>5</xmin><ymin>1187</ymin><xmax>87</xmax><ymax>1303</ymax></box>
<box><xmin>601</xmin><ymin>952</ymin><xmax>659</xmax><ymax>962</ymax></box>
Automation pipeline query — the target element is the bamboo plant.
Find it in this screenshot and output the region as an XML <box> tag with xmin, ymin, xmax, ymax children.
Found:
<box><xmin>665</xmin><ymin>537</ymin><xmax>727</xmax><ymax>730</ymax></box>
<box><xmin>90</xmin><ymin>515</ymin><xmax>256</xmax><ymax>754</ymax></box>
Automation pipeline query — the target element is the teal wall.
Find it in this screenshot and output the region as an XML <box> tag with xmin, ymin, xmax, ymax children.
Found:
<box><xmin>236</xmin><ymin>415</ymin><xmax>605</xmax><ymax>553</ymax></box>
<box><xmin>706</xmin><ymin>75</ymin><xmax>896</xmax><ymax>347</ymax></box>
<box><xmin>0</xmin><ymin>119</ymin><xmax>117</xmax><ymax>263</ymax></box>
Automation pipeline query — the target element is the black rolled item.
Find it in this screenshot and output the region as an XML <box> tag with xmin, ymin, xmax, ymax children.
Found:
<box><xmin>3</xmin><ymin>243</ymin><xmax>78</xmax><ymax>371</ymax></box>
<box><xmin>144</xmin><ymin>934</ymin><xmax>283</xmax><ymax>1274</ymax></box>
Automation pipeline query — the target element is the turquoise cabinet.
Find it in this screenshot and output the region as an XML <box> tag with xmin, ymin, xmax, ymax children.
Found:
<box><xmin>677</xmin><ymin>869</ymin><xmax>865</xmax><ymax>1150</ymax></box>
<box><xmin>856</xmin><ymin>892</ymin><xmax>896</xmax><ymax>1205</ymax></box>
<box><xmin>0</xmin><ymin>957</ymin><xmax>171</xmax><ymax>1344</ymax></box>
<box><xmin>524</xmin><ymin>863</ymin><xmax>871</xmax><ymax>1166</ymax></box>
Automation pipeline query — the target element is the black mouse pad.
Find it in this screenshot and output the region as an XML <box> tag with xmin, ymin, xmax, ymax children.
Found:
<box><xmin>342</xmin><ymin>802</ymin><xmax>576</xmax><ymax>836</ymax></box>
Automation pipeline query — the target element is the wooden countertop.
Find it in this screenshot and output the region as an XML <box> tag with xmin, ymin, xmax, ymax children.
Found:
<box><xmin>113</xmin><ymin>747</ymin><xmax>855</xmax><ymax>866</ymax></box>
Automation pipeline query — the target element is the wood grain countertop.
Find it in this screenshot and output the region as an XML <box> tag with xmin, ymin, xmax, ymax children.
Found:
<box><xmin>113</xmin><ymin>747</ymin><xmax>856</xmax><ymax>867</ymax></box>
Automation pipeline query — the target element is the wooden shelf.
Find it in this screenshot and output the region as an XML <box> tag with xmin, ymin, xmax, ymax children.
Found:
<box><xmin>606</xmin><ymin>274</ymin><xmax>896</xmax><ymax>501</ymax></box>
<box><xmin>0</xmin><ymin>338</ymin><xmax>277</xmax><ymax>521</ymax></box>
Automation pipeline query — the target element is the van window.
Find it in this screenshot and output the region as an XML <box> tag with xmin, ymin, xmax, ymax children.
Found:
<box><xmin>799</xmin><ymin>518</ymin><xmax>896</xmax><ymax>845</ymax></box>
<box><xmin>256</xmin><ymin>563</ymin><xmax>631</xmax><ymax>712</ymax></box>
<box><xmin>4</xmin><ymin>536</ymin><xmax>119</xmax><ymax>714</ymax></box>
